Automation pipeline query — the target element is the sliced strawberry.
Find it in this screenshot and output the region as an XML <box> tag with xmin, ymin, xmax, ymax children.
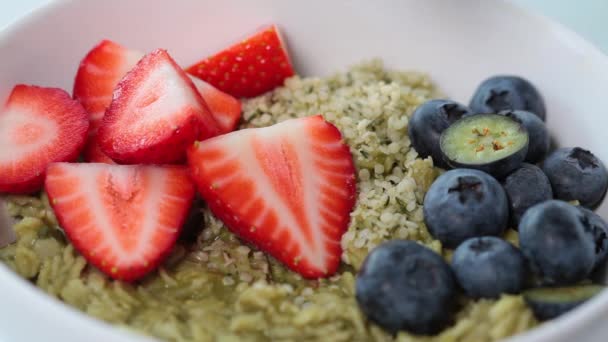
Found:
<box><xmin>186</xmin><ymin>25</ymin><xmax>295</xmax><ymax>98</ymax></box>
<box><xmin>98</xmin><ymin>49</ymin><xmax>221</xmax><ymax>164</ymax></box>
<box><xmin>0</xmin><ymin>85</ymin><xmax>89</xmax><ymax>194</ymax></box>
<box><xmin>73</xmin><ymin>39</ymin><xmax>143</xmax><ymax>121</ymax></box>
<box><xmin>187</xmin><ymin>115</ymin><xmax>356</xmax><ymax>278</ymax></box>
<box><xmin>83</xmin><ymin>134</ymin><xmax>116</xmax><ymax>164</ymax></box>
<box><xmin>73</xmin><ymin>40</ymin><xmax>143</xmax><ymax>163</ymax></box>
<box><xmin>189</xmin><ymin>75</ymin><xmax>242</xmax><ymax>134</ymax></box>
<box><xmin>45</xmin><ymin>162</ymin><xmax>195</xmax><ymax>281</ymax></box>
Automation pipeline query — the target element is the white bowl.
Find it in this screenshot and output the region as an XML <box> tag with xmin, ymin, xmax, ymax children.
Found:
<box><xmin>1</xmin><ymin>0</ymin><xmax>608</xmax><ymax>341</ymax></box>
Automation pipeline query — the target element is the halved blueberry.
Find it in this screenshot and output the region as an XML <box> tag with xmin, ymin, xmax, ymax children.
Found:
<box><xmin>440</xmin><ymin>114</ymin><xmax>528</xmax><ymax>178</ymax></box>
<box><xmin>356</xmin><ymin>240</ymin><xmax>457</xmax><ymax>335</ymax></box>
<box><xmin>524</xmin><ymin>285</ymin><xmax>604</xmax><ymax>321</ymax></box>
<box><xmin>469</xmin><ymin>75</ymin><xmax>546</xmax><ymax>121</ymax></box>
<box><xmin>499</xmin><ymin>110</ymin><xmax>550</xmax><ymax>163</ymax></box>
<box><xmin>423</xmin><ymin>168</ymin><xmax>509</xmax><ymax>248</ymax></box>
<box><xmin>542</xmin><ymin>147</ymin><xmax>608</xmax><ymax>209</ymax></box>
<box><xmin>408</xmin><ymin>99</ymin><xmax>473</xmax><ymax>169</ymax></box>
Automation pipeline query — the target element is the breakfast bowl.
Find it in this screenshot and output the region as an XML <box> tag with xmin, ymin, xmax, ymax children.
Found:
<box><xmin>1</xmin><ymin>0</ymin><xmax>608</xmax><ymax>341</ymax></box>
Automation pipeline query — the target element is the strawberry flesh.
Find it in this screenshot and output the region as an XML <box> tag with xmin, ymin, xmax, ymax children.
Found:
<box><xmin>73</xmin><ymin>39</ymin><xmax>143</xmax><ymax>121</ymax></box>
<box><xmin>84</xmin><ymin>134</ymin><xmax>117</xmax><ymax>164</ymax></box>
<box><xmin>189</xmin><ymin>75</ymin><xmax>242</xmax><ymax>134</ymax></box>
<box><xmin>98</xmin><ymin>49</ymin><xmax>221</xmax><ymax>164</ymax></box>
<box><xmin>45</xmin><ymin>163</ymin><xmax>195</xmax><ymax>281</ymax></box>
<box><xmin>0</xmin><ymin>85</ymin><xmax>89</xmax><ymax>194</ymax></box>
<box><xmin>73</xmin><ymin>40</ymin><xmax>143</xmax><ymax>163</ymax></box>
<box><xmin>186</xmin><ymin>25</ymin><xmax>295</xmax><ymax>98</ymax></box>
<box><xmin>187</xmin><ymin>115</ymin><xmax>356</xmax><ymax>278</ymax></box>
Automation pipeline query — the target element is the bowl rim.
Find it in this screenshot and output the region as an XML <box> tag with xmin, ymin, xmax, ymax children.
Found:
<box><xmin>1</xmin><ymin>0</ymin><xmax>608</xmax><ymax>341</ymax></box>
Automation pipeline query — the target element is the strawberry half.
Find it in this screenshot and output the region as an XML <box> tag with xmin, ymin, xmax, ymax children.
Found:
<box><xmin>45</xmin><ymin>163</ymin><xmax>195</xmax><ymax>281</ymax></box>
<box><xmin>187</xmin><ymin>115</ymin><xmax>356</xmax><ymax>278</ymax></box>
<box><xmin>98</xmin><ymin>49</ymin><xmax>221</xmax><ymax>164</ymax></box>
<box><xmin>0</xmin><ymin>85</ymin><xmax>89</xmax><ymax>194</ymax></box>
<box><xmin>85</xmin><ymin>135</ymin><xmax>117</xmax><ymax>164</ymax></box>
<box><xmin>189</xmin><ymin>75</ymin><xmax>242</xmax><ymax>134</ymax></box>
<box><xmin>186</xmin><ymin>25</ymin><xmax>295</xmax><ymax>98</ymax></box>
<box><xmin>73</xmin><ymin>39</ymin><xmax>143</xmax><ymax>122</ymax></box>
<box><xmin>73</xmin><ymin>40</ymin><xmax>143</xmax><ymax>163</ymax></box>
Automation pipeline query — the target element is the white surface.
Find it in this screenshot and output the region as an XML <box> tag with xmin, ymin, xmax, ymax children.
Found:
<box><xmin>1</xmin><ymin>0</ymin><xmax>608</xmax><ymax>341</ymax></box>
<box><xmin>0</xmin><ymin>0</ymin><xmax>50</xmax><ymax>30</ymax></box>
<box><xmin>2</xmin><ymin>0</ymin><xmax>608</xmax><ymax>52</ymax></box>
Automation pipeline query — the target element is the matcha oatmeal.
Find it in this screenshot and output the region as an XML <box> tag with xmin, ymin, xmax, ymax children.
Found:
<box><xmin>0</xmin><ymin>61</ymin><xmax>538</xmax><ymax>341</ymax></box>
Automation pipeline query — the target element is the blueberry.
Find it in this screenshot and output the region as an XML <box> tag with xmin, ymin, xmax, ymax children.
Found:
<box><xmin>469</xmin><ymin>75</ymin><xmax>546</xmax><ymax>121</ymax></box>
<box><xmin>440</xmin><ymin>114</ymin><xmax>528</xmax><ymax>178</ymax></box>
<box><xmin>451</xmin><ymin>237</ymin><xmax>527</xmax><ymax>299</ymax></box>
<box><xmin>578</xmin><ymin>207</ymin><xmax>608</xmax><ymax>269</ymax></box>
<box><xmin>423</xmin><ymin>168</ymin><xmax>509</xmax><ymax>248</ymax></box>
<box><xmin>542</xmin><ymin>147</ymin><xmax>608</xmax><ymax>208</ymax></box>
<box><xmin>524</xmin><ymin>285</ymin><xmax>604</xmax><ymax>321</ymax></box>
<box><xmin>519</xmin><ymin>200</ymin><xmax>596</xmax><ymax>285</ymax></box>
<box><xmin>356</xmin><ymin>240</ymin><xmax>456</xmax><ymax>335</ymax></box>
<box><xmin>499</xmin><ymin>110</ymin><xmax>550</xmax><ymax>163</ymax></box>
<box><xmin>408</xmin><ymin>99</ymin><xmax>473</xmax><ymax>169</ymax></box>
<box><xmin>503</xmin><ymin>163</ymin><xmax>553</xmax><ymax>227</ymax></box>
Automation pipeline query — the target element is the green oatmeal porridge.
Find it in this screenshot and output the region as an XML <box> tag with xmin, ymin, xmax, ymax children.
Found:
<box><xmin>0</xmin><ymin>61</ymin><xmax>537</xmax><ymax>341</ymax></box>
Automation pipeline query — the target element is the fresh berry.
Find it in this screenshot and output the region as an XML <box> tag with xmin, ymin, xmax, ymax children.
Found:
<box><xmin>186</xmin><ymin>25</ymin><xmax>295</xmax><ymax>98</ymax></box>
<box><xmin>84</xmin><ymin>136</ymin><xmax>117</xmax><ymax>164</ymax></box>
<box><xmin>0</xmin><ymin>85</ymin><xmax>89</xmax><ymax>194</ymax></box>
<box><xmin>407</xmin><ymin>99</ymin><xmax>473</xmax><ymax>169</ymax></box>
<box><xmin>423</xmin><ymin>168</ymin><xmax>509</xmax><ymax>248</ymax></box>
<box><xmin>44</xmin><ymin>162</ymin><xmax>195</xmax><ymax>281</ymax></box>
<box><xmin>578</xmin><ymin>207</ymin><xmax>608</xmax><ymax>270</ymax></box>
<box><xmin>187</xmin><ymin>115</ymin><xmax>356</xmax><ymax>278</ymax></box>
<box><xmin>73</xmin><ymin>40</ymin><xmax>143</xmax><ymax>163</ymax></box>
<box><xmin>469</xmin><ymin>75</ymin><xmax>546</xmax><ymax>121</ymax></box>
<box><xmin>500</xmin><ymin>110</ymin><xmax>550</xmax><ymax>163</ymax></box>
<box><xmin>189</xmin><ymin>75</ymin><xmax>242</xmax><ymax>133</ymax></box>
<box><xmin>451</xmin><ymin>236</ymin><xmax>527</xmax><ymax>299</ymax></box>
<box><xmin>355</xmin><ymin>240</ymin><xmax>457</xmax><ymax>335</ymax></box>
<box><xmin>98</xmin><ymin>49</ymin><xmax>221</xmax><ymax>164</ymax></box>
<box><xmin>524</xmin><ymin>285</ymin><xmax>605</xmax><ymax>321</ymax></box>
<box><xmin>503</xmin><ymin>163</ymin><xmax>553</xmax><ymax>227</ymax></box>
<box><xmin>73</xmin><ymin>40</ymin><xmax>143</xmax><ymax>120</ymax></box>
<box><xmin>519</xmin><ymin>200</ymin><xmax>596</xmax><ymax>285</ymax></box>
<box><xmin>440</xmin><ymin>114</ymin><xmax>528</xmax><ymax>178</ymax></box>
<box><xmin>542</xmin><ymin>147</ymin><xmax>608</xmax><ymax>208</ymax></box>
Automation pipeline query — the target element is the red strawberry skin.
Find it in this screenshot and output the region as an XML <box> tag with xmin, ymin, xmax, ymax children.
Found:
<box><xmin>187</xmin><ymin>115</ymin><xmax>356</xmax><ymax>278</ymax></box>
<box><xmin>186</xmin><ymin>25</ymin><xmax>295</xmax><ymax>98</ymax></box>
<box><xmin>73</xmin><ymin>39</ymin><xmax>143</xmax><ymax>120</ymax></box>
<box><xmin>0</xmin><ymin>85</ymin><xmax>89</xmax><ymax>194</ymax></box>
<box><xmin>73</xmin><ymin>40</ymin><xmax>143</xmax><ymax>164</ymax></box>
<box><xmin>189</xmin><ymin>75</ymin><xmax>242</xmax><ymax>134</ymax></box>
<box><xmin>98</xmin><ymin>49</ymin><xmax>221</xmax><ymax>164</ymax></box>
<box><xmin>84</xmin><ymin>135</ymin><xmax>116</xmax><ymax>164</ymax></box>
<box><xmin>45</xmin><ymin>163</ymin><xmax>195</xmax><ymax>281</ymax></box>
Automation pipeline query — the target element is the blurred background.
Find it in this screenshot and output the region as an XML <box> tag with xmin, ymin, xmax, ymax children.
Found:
<box><xmin>511</xmin><ymin>0</ymin><xmax>608</xmax><ymax>53</ymax></box>
<box><xmin>0</xmin><ymin>0</ymin><xmax>607</xmax><ymax>53</ymax></box>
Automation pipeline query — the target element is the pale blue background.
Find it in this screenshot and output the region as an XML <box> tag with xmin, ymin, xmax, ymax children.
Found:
<box><xmin>1</xmin><ymin>0</ymin><xmax>607</xmax><ymax>54</ymax></box>
<box><xmin>512</xmin><ymin>0</ymin><xmax>608</xmax><ymax>53</ymax></box>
